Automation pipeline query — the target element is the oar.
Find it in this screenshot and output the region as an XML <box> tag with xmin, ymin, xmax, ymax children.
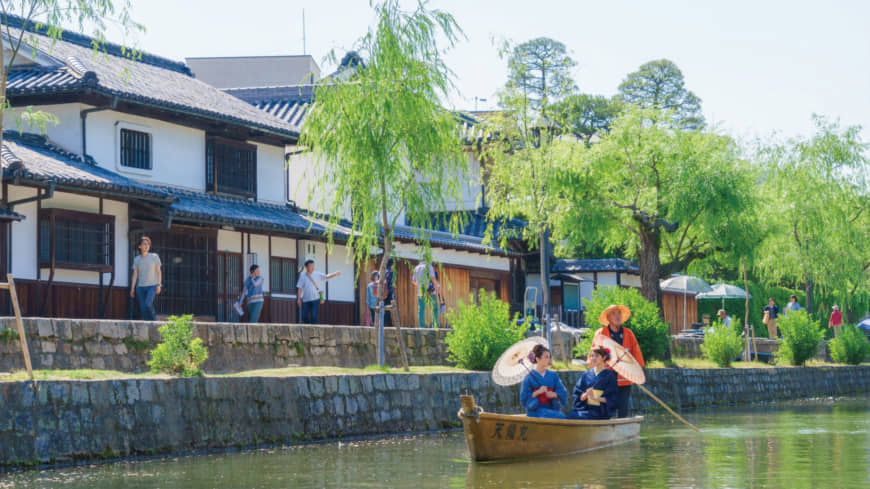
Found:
<box><xmin>635</xmin><ymin>384</ymin><xmax>700</xmax><ymax>432</ymax></box>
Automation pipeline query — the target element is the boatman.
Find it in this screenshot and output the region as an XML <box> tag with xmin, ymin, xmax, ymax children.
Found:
<box><xmin>592</xmin><ymin>304</ymin><xmax>644</xmax><ymax>418</ymax></box>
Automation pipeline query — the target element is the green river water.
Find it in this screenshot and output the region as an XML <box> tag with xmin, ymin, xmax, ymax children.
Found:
<box><xmin>2</xmin><ymin>397</ymin><xmax>868</xmax><ymax>489</ymax></box>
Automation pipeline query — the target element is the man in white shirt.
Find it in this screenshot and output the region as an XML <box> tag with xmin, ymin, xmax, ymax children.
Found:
<box><xmin>717</xmin><ymin>309</ymin><xmax>732</xmax><ymax>327</ymax></box>
<box><xmin>296</xmin><ymin>259</ymin><xmax>341</xmax><ymax>324</ymax></box>
<box><xmin>412</xmin><ymin>261</ymin><xmax>440</xmax><ymax>328</ymax></box>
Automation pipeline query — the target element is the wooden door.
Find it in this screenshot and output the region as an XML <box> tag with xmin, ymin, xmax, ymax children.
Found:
<box><xmin>216</xmin><ymin>251</ymin><xmax>243</xmax><ymax>322</ymax></box>
<box><xmin>470</xmin><ymin>277</ymin><xmax>498</xmax><ymax>302</ymax></box>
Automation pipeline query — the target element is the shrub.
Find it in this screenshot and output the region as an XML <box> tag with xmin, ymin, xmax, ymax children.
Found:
<box><xmin>572</xmin><ymin>328</ymin><xmax>594</xmax><ymax>359</ymax></box>
<box><xmin>829</xmin><ymin>325</ymin><xmax>870</xmax><ymax>365</ymax></box>
<box><xmin>581</xmin><ymin>286</ymin><xmax>670</xmax><ymax>361</ymax></box>
<box><xmin>775</xmin><ymin>310</ymin><xmax>824</xmax><ymax>366</ymax></box>
<box><xmin>700</xmin><ymin>320</ymin><xmax>744</xmax><ymax>367</ymax></box>
<box><xmin>148</xmin><ymin>315</ymin><xmax>208</xmax><ymax>376</ymax></box>
<box><xmin>445</xmin><ymin>290</ymin><xmax>524</xmax><ymax>370</ymax></box>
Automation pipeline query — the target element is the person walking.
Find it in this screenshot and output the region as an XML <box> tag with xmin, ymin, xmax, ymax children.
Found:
<box><xmin>130</xmin><ymin>236</ymin><xmax>162</xmax><ymax>321</ymax></box>
<box><xmin>296</xmin><ymin>259</ymin><xmax>341</xmax><ymax>324</ymax></box>
<box><xmin>591</xmin><ymin>304</ymin><xmax>644</xmax><ymax>418</ymax></box>
<box><xmin>763</xmin><ymin>298</ymin><xmax>780</xmax><ymax>339</ymax></box>
<box><xmin>412</xmin><ymin>261</ymin><xmax>440</xmax><ymax>328</ymax></box>
<box><xmin>717</xmin><ymin>309</ymin><xmax>732</xmax><ymax>327</ymax></box>
<box><xmin>828</xmin><ymin>305</ymin><xmax>843</xmax><ymax>337</ymax></box>
<box><xmin>784</xmin><ymin>295</ymin><xmax>801</xmax><ymax>315</ymax></box>
<box><xmin>366</xmin><ymin>270</ymin><xmax>379</xmax><ymax>326</ymax></box>
<box><xmin>238</xmin><ymin>264</ymin><xmax>264</xmax><ymax>323</ymax></box>
<box><xmin>383</xmin><ymin>259</ymin><xmax>395</xmax><ymax>327</ymax></box>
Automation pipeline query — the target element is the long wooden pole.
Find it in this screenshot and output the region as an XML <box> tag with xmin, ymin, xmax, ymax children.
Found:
<box><xmin>635</xmin><ymin>383</ymin><xmax>700</xmax><ymax>432</ymax></box>
<box><xmin>6</xmin><ymin>275</ymin><xmax>34</xmax><ymax>384</ymax></box>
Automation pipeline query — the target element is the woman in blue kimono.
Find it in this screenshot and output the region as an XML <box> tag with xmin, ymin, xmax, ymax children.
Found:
<box><xmin>568</xmin><ymin>347</ymin><xmax>619</xmax><ymax>420</ymax></box>
<box><xmin>520</xmin><ymin>344</ymin><xmax>568</xmax><ymax>419</ymax></box>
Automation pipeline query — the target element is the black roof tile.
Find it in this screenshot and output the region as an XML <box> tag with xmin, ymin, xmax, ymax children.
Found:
<box><xmin>553</xmin><ymin>258</ymin><xmax>639</xmax><ymax>273</ymax></box>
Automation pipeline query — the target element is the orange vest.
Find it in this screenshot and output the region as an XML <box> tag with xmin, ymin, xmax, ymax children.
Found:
<box><xmin>593</xmin><ymin>326</ymin><xmax>645</xmax><ymax>387</ymax></box>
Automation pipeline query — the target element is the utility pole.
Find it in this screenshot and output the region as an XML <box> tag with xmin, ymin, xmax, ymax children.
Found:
<box><xmin>302</xmin><ymin>9</ymin><xmax>307</xmax><ymax>55</ymax></box>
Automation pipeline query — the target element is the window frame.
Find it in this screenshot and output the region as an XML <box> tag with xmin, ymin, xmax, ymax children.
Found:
<box><xmin>38</xmin><ymin>208</ymin><xmax>115</xmax><ymax>272</ymax></box>
<box><xmin>205</xmin><ymin>135</ymin><xmax>258</xmax><ymax>199</ymax></box>
<box><xmin>269</xmin><ymin>256</ymin><xmax>298</xmax><ymax>295</ymax></box>
<box><xmin>114</xmin><ymin>121</ymin><xmax>154</xmax><ymax>176</ymax></box>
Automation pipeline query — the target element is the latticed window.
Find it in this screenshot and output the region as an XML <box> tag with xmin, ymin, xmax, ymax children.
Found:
<box><xmin>206</xmin><ymin>136</ymin><xmax>257</xmax><ymax>198</ymax></box>
<box><xmin>270</xmin><ymin>257</ymin><xmax>297</xmax><ymax>293</ymax></box>
<box><xmin>119</xmin><ymin>128</ymin><xmax>152</xmax><ymax>170</ymax></box>
<box><xmin>38</xmin><ymin>209</ymin><xmax>114</xmax><ymax>270</ymax></box>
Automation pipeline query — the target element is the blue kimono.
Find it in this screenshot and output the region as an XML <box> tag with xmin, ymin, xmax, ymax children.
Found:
<box><xmin>568</xmin><ymin>368</ymin><xmax>619</xmax><ymax>420</ymax></box>
<box><xmin>520</xmin><ymin>369</ymin><xmax>568</xmax><ymax>419</ymax></box>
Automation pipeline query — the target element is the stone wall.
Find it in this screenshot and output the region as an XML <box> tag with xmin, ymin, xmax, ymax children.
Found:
<box><xmin>2</xmin><ymin>366</ymin><xmax>869</xmax><ymax>468</ymax></box>
<box><xmin>0</xmin><ymin>317</ymin><xmax>449</xmax><ymax>373</ymax></box>
<box><xmin>670</xmin><ymin>335</ymin><xmax>829</xmax><ymax>361</ymax></box>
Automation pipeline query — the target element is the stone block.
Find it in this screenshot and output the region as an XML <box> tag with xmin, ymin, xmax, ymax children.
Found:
<box><xmin>233</xmin><ymin>324</ymin><xmax>248</xmax><ymax>344</ymax></box>
<box><xmin>36</xmin><ymin>318</ymin><xmax>53</xmax><ymax>338</ymax></box>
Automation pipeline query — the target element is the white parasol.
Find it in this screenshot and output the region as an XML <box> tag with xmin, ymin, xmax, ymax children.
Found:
<box><xmin>491</xmin><ymin>336</ymin><xmax>549</xmax><ymax>386</ymax></box>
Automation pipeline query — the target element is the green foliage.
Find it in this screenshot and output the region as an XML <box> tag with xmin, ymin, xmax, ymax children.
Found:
<box><xmin>582</xmin><ymin>286</ymin><xmax>670</xmax><ymax>361</ymax></box>
<box><xmin>0</xmin><ymin>327</ymin><xmax>20</xmax><ymax>344</ymax></box>
<box><xmin>148</xmin><ymin>315</ymin><xmax>208</xmax><ymax>377</ymax></box>
<box><xmin>700</xmin><ymin>320</ymin><xmax>744</xmax><ymax>367</ymax></box>
<box><xmin>122</xmin><ymin>337</ymin><xmax>150</xmax><ymax>352</ymax></box>
<box><xmin>572</xmin><ymin>328</ymin><xmax>594</xmax><ymax>359</ymax></box>
<box><xmin>828</xmin><ymin>326</ymin><xmax>870</xmax><ymax>365</ymax></box>
<box><xmin>504</xmin><ymin>37</ymin><xmax>576</xmax><ymax>111</ymax></box>
<box><xmin>445</xmin><ymin>290</ymin><xmax>523</xmax><ymax>370</ymax></box>
<box><xmin>553</xmin><ymin>93</ymin><xmax>622</xmax><ymax>145</ymax></box>
<box><xmin>775</xmin><ymin>311</ymin><xmax>824</xmax><ymax>366</ymax></box>
<box><xmin>617</xmin><ymin>59</ymin><xmax>704</xmax><ymax>129</ymax></box>
<box><xmin>299</xmin><ymin>0</ymin><xmax>466</xmax><ymax>296</ymax></box>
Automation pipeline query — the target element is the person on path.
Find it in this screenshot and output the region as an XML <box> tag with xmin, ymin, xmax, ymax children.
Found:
<box><xmin>568</xmin><ymin>347</ymin><xmax>618</xmax><ymax>420</ymax></box>
<box><xmin>130</xmin><ymin>236</ymin><xmax>162</xmax><ymax>321</ymax></box>
<box><xmin>520</xmin><ymin>344</ymin><xmax>568</xmax><ymax>419</ymax></box>
<box><xmin>592</xmin><ymin>304</ymin><xmax>644</xmax><ymax>418</ymax></box>
<box><xmin>784</xmin><ymin>295</ymin><xmax>801</xmax><ymax>315</ymax></box>
<box><xmin>763</xmin><ymin>298</ymin><xmax>780</xmax><ymax>339</ymax></box>
<box><xmin>366</xmin><ymin>270</ymin><xmax>379</xmax><ymax>326</ymax></box>
<box><xmin>412</xmin><ymin>261</ymin><xmax>440</xmax><ymax>328</ymax></box>
<box><xmin>382</xmin><ymin>259</ymin><xmax>395</xmax><ymax>327</ymax></box>
<box><xmin>238</xmin><ymin>264</ymin><xmax>264</xmax><ymax>323</ymax></box>
<box><xmin>828</xmin><ymin>305</ymin><xmax>843</xmax><ymax>337</ymax></box>
<box><xmin>717</xmin><ymin>309</ymin><xmax>732</xmax><ymax>328</ymax></box>
<box><xmin>296</xmin><ymin>259</ymin><xmax>341</xmax><ymax>324</ymax></box>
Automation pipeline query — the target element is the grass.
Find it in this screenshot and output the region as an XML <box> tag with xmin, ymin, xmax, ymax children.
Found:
<box><xmin>645</xmin><ymin>357</ymin><xmax>773</xmax><ymax>369</ymax></box>
<box><xmin>221</xmin><ymin>365</ymin><xmax>471</xmax><ymax>378</ymax></box>
<box><xmin>0</xmin><ymin>369</ymin><xmax>161</xmax><ymax>382</ymax></box>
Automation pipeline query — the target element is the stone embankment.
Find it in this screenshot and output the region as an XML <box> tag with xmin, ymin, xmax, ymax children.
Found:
<box><xmin>0</xmin><ymin>317</ymin><xmax>449</xmax><ymax>373</ymax></box>
<box><xmin>2</xmin><ymin>366</ymin><xmax>869</xmax><ymax>469</ymax></box>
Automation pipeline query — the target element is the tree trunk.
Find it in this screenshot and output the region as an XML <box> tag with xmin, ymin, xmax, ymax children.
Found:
<box><xmin>639</xmin><ymin>230</ymin><xmax>664</xmax><ymax>316</ymax></box>
<box><xmin>540</xmin><ymin>230</ymin><xmax>549</xmax><ymax>342</ymax></box>
<box><xmin>805</xmin><ymin>278</ymin><xmax>813</xmax><ymax>315</ymax></box>
<box><xmin>375</xmin><ymin>230</ymin><xmax>409</xmax><ymax>371</ymax></box>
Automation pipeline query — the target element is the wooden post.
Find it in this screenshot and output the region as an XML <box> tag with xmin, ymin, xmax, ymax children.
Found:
<box><xmin>4</xmin><ymin>274</ymin><xmax>34</xmax><ymax>384</ymax></box>
<box><xmin>389</xmin><ymin>301</ymin><xmax>410</xmax><ymax>372</ymax></box>
<box><xmin>750</xmin><ymin>324</ymin><xmax>759</xmax><ymax>362</ymax></box>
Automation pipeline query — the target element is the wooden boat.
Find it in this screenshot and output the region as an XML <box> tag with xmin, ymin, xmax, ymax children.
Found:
<box><xmin>458</xmin><ymin>395</ymin><xmax>642</xmax><ymax>462</ymax></box>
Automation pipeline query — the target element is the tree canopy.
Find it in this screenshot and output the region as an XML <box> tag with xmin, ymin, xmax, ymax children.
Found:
<box><xmin>554</xmin><ymin>106</ymin><xmax>754</xmax><ymax>310</ymax></box>
<box><xmin>552</xmin><ymin>93</ymin><xmax>622</xmax><ymax>146</ymax></box>
<box><xmin>504</xmin><ymin>37</ymin><xmax>576</xmax><ymax>114</ymax></box>
<box><xmin>617</xmin><ymin>59</ymin><xmax>704</xmax><ymax>129</ymax></box>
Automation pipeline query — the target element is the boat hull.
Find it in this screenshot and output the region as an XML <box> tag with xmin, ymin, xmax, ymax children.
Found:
<box><xmin>459</xmin><ymin>395</ymin><xmax>642</xmax><ymax>462</ymax></box>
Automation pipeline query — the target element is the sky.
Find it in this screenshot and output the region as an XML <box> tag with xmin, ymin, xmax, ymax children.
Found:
<box><xmin>113</xmin><ymin>0</ymin><xmax>870</xmax><ymax>142</ymax></box>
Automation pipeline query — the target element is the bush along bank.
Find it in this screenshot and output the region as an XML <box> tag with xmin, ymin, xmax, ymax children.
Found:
<box><xmin>3</xmin><ymin>366</ymin><xmax>870</xmax><ymax>469</ymax></box>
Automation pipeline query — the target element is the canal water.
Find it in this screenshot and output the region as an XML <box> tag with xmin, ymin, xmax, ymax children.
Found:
<box><xmin>2</xmin><ymin>397</ymin><xmax>868</xmax><ymax>489</ymax></box>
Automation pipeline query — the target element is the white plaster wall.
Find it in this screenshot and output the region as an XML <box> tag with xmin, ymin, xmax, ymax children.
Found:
<box><xmin>286</xmin><ymin>152</ymin><xmax>350</xmax><ymax>218</ymax></box>
<box><xmin>580</xmin><ymin>281</ymin><xmax>595</xmax><ymax>305</ymax></box>
<box><xmin>270</xmin><ymin>236</ymin><xmax>296</xmax><ymax>258</ymax></box>
<box><xmin>597</xmin><ymin>272</ymin><xmax>618</xmax><ymax>287</ymax></box>
<box><xmin>85</xmin><ymin>108</ymin><xmax>206</xmax><ymax>191</ymax></box>
<box><xmin>443</xmin><ymin>152</ymin><xmax>482</xmax><ymax>211</ymax></box>
<box><xmin>297</xmin><ymin>240</ymin><xmax>326</xmax><ymax>269</ymax></box>
<box><xmin>3</xmin><ymin>103</ymin><xmax>83</xmax><ymax>154</ymax></box>
<box><xmin>392</xmin><ymin>242</ymin><xmax>509</xmax><ymax>271</ymax></box>
<box><xmin>326</xmin><ymin>244</ymin><xmax>355</xmax><ymax>302</ymax></box>
<box><xmin>217</xmin><ymin>229</ymin><xmax>242</xmax><ymax>253</ymax></box>
<box><xmin>621</xmin><ymin>273</ymin><xmax>642</xmax><ymax>288</ymax></box>
<box><xmin>256</xmin><ymin>143</ymin><xmax>287</xmax><ymax>204</ymax></box>
<box><xmin>248</xmin><ymin>234</ymin><xmax>270</xmax><ymax>292</ymax></box>
<box><xmin>8</xmin><ymin>187</ymin><xmax>37</xmax><ymax>280</ymax></box>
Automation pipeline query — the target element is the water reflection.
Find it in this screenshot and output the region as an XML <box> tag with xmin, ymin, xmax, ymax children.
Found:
<box><xmin>1</xmin><ymin>397</ymin><xmax>868</xmax><ymax>489</ymax></box>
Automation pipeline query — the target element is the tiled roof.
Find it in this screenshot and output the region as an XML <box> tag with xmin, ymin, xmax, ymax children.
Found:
<box><xmin>553</xmin><ymin>258</ymin><xmax>639</xmax><ymax>273</ymax></box>
<box><xmin>4</xmin><ymin>16</ymin><xmax>298</xmax><ymax>140</ymax></box>
<box><xmin>392</xmin><ymin>225</ymin><xmax>517</xmax><ymax>256</ymax></box>
<box><xmin>159</xmin><ymin>186</ymin><xmax>343</xmax><ymax>238</ymax></box>
<box><xmin>412</xmin><ymin>209</ymin><xmax>526</xmax><ymax>240</ymax></box>
<box><xmin>224</xmin><ymin>85</ymin><xmax>313</xmax><ymax>132</ymax></box>
<box><xmin>0</xmin><ymin>208</ymin><xmax>24</xmax><ymax>221</ymax></box>
<box><xmin>0</xmin><ymin>132</ymin><xmax>172</xmax><ymax>200</ymax></box>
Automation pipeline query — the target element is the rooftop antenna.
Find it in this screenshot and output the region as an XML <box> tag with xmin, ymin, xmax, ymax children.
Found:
<box><xmin>302</xmin><ymin>8</ymin><xmax>307</xmax><ymax>55</ymax></box>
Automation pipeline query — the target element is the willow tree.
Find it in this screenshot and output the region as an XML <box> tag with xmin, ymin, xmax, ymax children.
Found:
<box><xmin>555</xmin><ymin>106</ymin><xmax>754</xmax><ymax>312</ymax></box>
<box><xmin>483</xmin><ymin>37</ymin><xmax>577</xmax><ymax>336</ymax></box>
<box><xmin>755</xmin><ymin>116</ymin><xmax>870</xmax><ymax>317</ymax></box>
<box><xmin>300</xmin><ymin>1</ymin><xmax>466</xmax><ymax>333</ymax></box>
<box><xmin>0</xmin><ymin>1</ymin><xmax>142</xmax><ymax>148</ymax></box>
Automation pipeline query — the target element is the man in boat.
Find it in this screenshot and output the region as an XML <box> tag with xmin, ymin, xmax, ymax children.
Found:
<box><xmin>592</xmin><ymin>305</ymin><xmax>644</xmax><ymax>418</ymax></box>
<box><xmin>568</xmin><ymin>347</ymin><xmax>618</xmax><ymax>420</ymax></box>
<box><xmin>520</xmin><ymin>344</ymin><xmax>569</xmax><ymax>419</ymax></box>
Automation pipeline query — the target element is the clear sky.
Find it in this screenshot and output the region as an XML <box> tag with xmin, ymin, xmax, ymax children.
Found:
<box><xmin>119</xmin><ymin>0</ymin><xmax>869</xmax><ymax>141</ymax></box>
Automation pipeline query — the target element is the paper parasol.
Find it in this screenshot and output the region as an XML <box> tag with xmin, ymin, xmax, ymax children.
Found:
<box><xmin>492</xmin><ymin>336</ymin><xmax>549</xmax><ymax>386</ymax></box>
<box><xmin>593</xmin><ymin>334</ymin><xmax>646</xmax><ymax>385</ymax></box>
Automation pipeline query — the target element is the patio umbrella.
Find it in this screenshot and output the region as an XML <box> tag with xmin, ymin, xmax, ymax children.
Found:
<box><xmin>593</xmin><ymin>334</ymin><xmax>699</xmax><ymax>432</ymax></box>
<box><xmin>660</xmin><ymin>275</ymin><xmax>713</xmax><ymax>331</ymax></box>
<box><xmin>697</xmin><ymin>283</ymin><xmax>752</xmax><ymax>309</ymax></box>
<box><xmin>491</xmin><ymin>336</ymin><xmax>549</xmax><ymax>386</ymax></box>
